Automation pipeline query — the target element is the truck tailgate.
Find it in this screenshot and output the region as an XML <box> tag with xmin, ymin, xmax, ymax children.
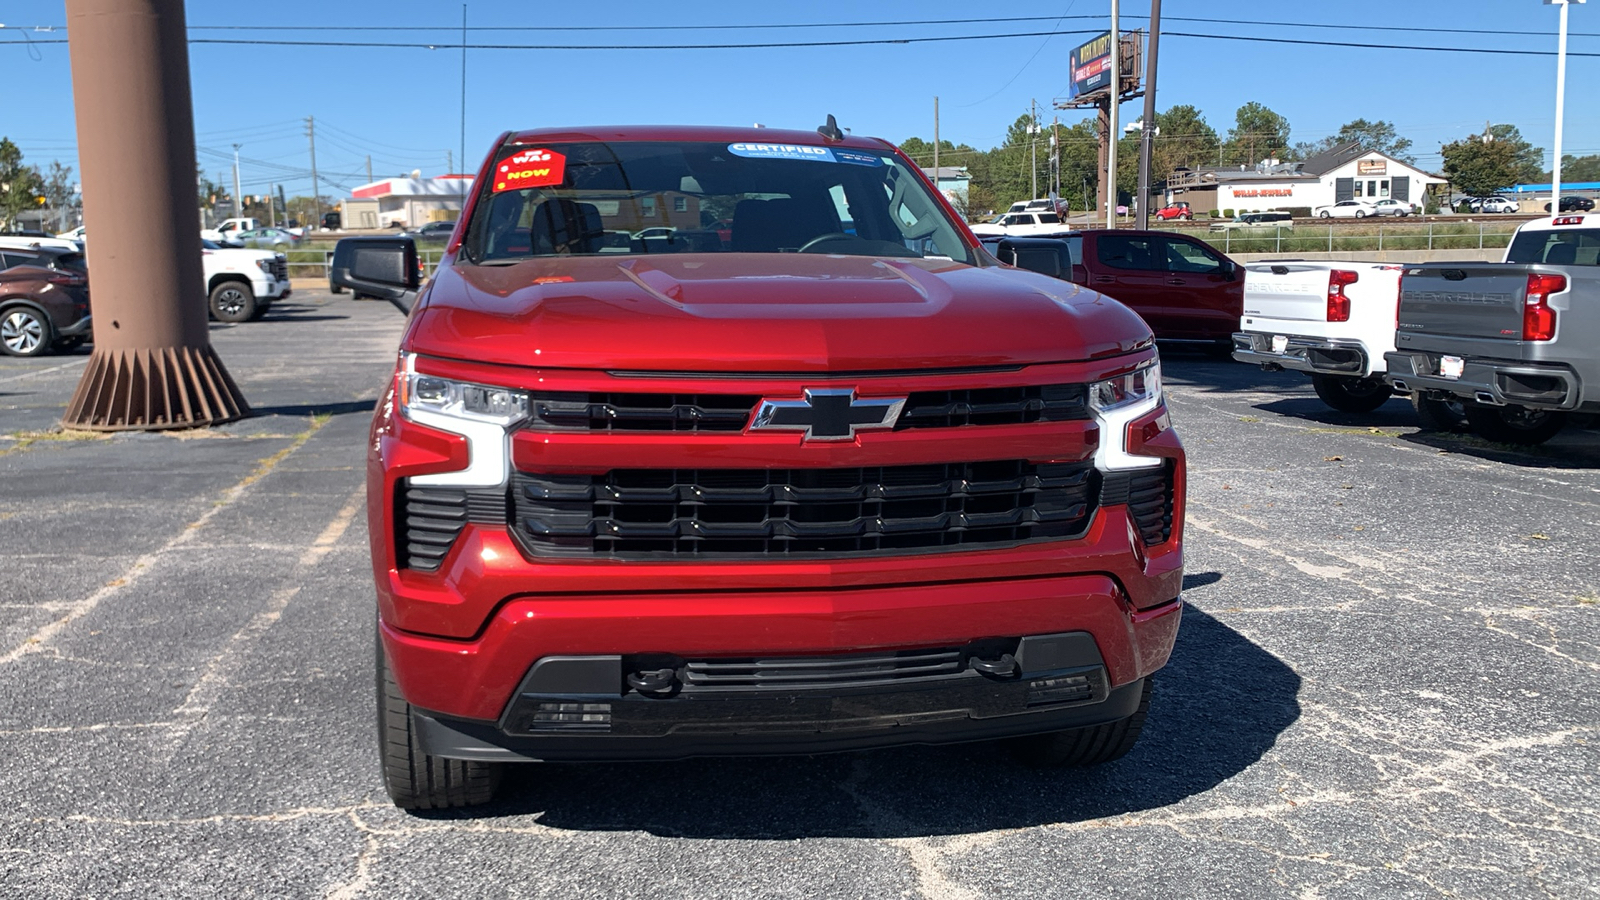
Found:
<box><xmin>1398</xmin><ymin>265</ymin><xmax>1529</xmax><ymax>341</ymax></box>
<box><xmin>1243</xmin><ymin>263</ymin><xmax>1330</xmax><ymax>323</ymax></box>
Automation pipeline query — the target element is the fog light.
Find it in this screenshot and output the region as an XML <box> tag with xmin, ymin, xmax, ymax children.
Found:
<box><xmin>531</xmin><ymin>701</ymin><xmax>612</xmax><ymax>732</ymax></box>
<box><xmin>1026</xmin><ymin>674</ymin><xmax>1093</xmax><ymax>706</ymax></box>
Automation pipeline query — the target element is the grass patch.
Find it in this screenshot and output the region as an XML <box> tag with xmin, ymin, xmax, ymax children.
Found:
<box><xmin>0</xmin><ymin>428</ymin><xmax>108</xmax><ymax>458</ymax></box>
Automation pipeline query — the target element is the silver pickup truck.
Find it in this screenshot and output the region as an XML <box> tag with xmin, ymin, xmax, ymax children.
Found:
<box><xmin>1384</xmin><ymin>215</ymin><xmax>1599</xmax><ymax>444</ymax></box>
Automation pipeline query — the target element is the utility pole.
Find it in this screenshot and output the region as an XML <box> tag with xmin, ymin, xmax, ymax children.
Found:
<box><xmin>933</xmin><ymin>96</ymin><xmax>940</xmax><ymax>187</ymax></box>
<box><xmin>365</xmin><ymin>155</ymin><xmax>372</xmax><ymax>184</ymax></box>
<box><xmin>1030</xmin><ymin>98</ymin><xmax>1038</xmax><ymax>199</ymax></box>
<box><xmin>231</xmin><ymin>143</ymin><xmax>242</xmax><ymax>220</ymax></box>
<box><xmin>447</xmin><ymin>150</ymin><xmax>453</xmax><ymax>177</ymax></box>
<box><xmin>267</xmin><ymin>182</ymin><xmax>276</xmax><ymax>227</ymax></box>
<box><xmin>1136</xmin><ymin>0</ymin><xmax>1162</xmax><ymax>230</ymax></box>
<box><xmin>461</xmin><ymin>4</ymin><xmax>468</xmax><ymax>209</ymax></box>
<box><xmin>305</xmin><ymin>115</ymin><xmax>321</xmax><ymax>229</ymax></box>
<box><xmin>1106</xmin><ymin>0</ymin><xmax>1120</xmax><ymax>227</ymax></box>
<box><xmin>1548</xmin><ymin>0</ymin><xmax>1583</xmax><ymax>212</ymax></box>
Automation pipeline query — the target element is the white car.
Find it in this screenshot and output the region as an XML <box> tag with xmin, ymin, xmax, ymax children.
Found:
<box><xmin>0</xmin><ymin>234</ymin><xmax>80</xmax><ymax>253</ymax></box>
<box><xmin>1231</xmin><ymin>261</ymin><xmax>1407</xmax><ymax>412</ymax></box>
<box><xmin>968</xmin><ymin>210</ymin><xmax>1070</xmax><ymax>237</ymax></box>
<box><xmin>1313</xmin><ymin>200</ymin><xmax>1377</xmax><ymax>219</ymax></box>
<box><xmin>1370</xmin><ymin>199</ymin><xmax>1416</xmax><ymax>217</ymax></box>
<box><xmin>56</xmin><ymin>225</ymin><xmax>87</xmax><ymax>243</ymax></box>
<box><xmin>1468</xmin><ymin>196</ymin><xmax>1519</xmax><ymax>214</ymax></box>
<box><xmin>201</xmin><ymin>240</ymin><xmax>292</xmax><ymax>322</ymax></box>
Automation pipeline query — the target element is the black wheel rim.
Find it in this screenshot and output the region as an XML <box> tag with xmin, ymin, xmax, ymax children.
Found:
<box><xmin>215</xmin><ymin>288</ymin><xmax>247</xmax><ymax>316</ymax></box>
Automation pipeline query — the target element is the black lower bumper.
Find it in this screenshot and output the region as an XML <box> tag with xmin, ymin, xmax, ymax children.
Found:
<box><xmin>1385</xmin><ymin>351</ymin><xmax>1585</xmax><ymax>411</ymax></box>
<box><xmin>413</xmin><ymin>631</ymin><xmax>1147</xmax><ymax>762</ymax></box>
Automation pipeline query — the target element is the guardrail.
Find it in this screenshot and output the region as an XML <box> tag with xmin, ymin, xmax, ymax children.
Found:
<box><xmin>1189</xmin><ymin>221</ymin><xmax>1521</xmax><ymax>255</ymax></box>
<box><xmin>283</xmin><ymin>248</ymin><xmax>446</xmax><ymax>280</ymax></box>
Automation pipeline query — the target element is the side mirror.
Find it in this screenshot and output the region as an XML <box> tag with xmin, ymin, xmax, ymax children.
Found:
<box><xmin>330</xmin><ymin>236</ymin><xmax>420</xmax><ymax>313</ymax></box>
<box><xmin>996</xmin><ymin>237</ymin><xmax>1073</xmax><ymax>280</ymax></box>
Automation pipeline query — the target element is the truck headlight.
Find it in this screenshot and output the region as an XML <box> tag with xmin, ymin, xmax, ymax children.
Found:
<box><xmin>398</xmin><ymin>352</ymin><xmax>528</xmax><ymax>487</ymax></box>
<box><xmin>255</xmin><ymin>259</ymin><xmax>273</xmax><ymax>273</ymax></box>
<box><xmin>1090</xmin><ymin>358</ymin><xmax>1164</xmax><ymax>470</ymax></box>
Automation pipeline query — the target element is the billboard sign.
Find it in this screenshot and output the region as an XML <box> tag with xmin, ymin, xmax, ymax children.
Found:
<box><xmin>1068</xmin><ymin>32</ymin><xmax>1114</xmax><ymax>99</ymax></box>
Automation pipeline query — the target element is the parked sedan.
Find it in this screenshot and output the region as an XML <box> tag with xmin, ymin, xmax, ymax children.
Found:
<box><xmin>233</xmin><ymin>227</ymin><xmax>301</xmax><ymax>250</ymax></box>
<box><xmin>1545</xmin><ymin>196</ymin><xmax>1596</xmax><ymax>213</ymax></box>
<box><xmin>1313</xmin><ymin>200</ymin><xmax>1378</xmax><ymax>219</ymax></box>
<box><xmin>0</xmin><ymin>247</ymin><xmax>91</xmax><ymax>357</ymax></box>
<box><xmin>398</xmin><ymin>221</ymin><xmax>458</xmax><ymax>244</ymax></box>
<box><xmin>1370</xmin><ymin>199</ymin><xmax>1416</xmax><ymax>217</ymax></box>
<box><xmin>1468</xmin><ymin>196</ymin><xmax>1519</xmax><ymax>214</ymax></box>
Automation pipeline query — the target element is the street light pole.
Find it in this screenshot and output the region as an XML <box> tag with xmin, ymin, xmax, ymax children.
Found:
<box><xmin>1546</xmin><ymin>0</ymin><xmax>1584</xmax><ymax>212</ymax></box>
<box><xmin>231</xmin><ymin>143</ymin><xmax>242</xmax><ymax>220</ymax></box>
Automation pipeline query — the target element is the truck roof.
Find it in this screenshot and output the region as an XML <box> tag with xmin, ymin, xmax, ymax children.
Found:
<box><xmin>503</xmin><ymin>124</ymin><xmax>893</xmax><ymax>152</ymax></box>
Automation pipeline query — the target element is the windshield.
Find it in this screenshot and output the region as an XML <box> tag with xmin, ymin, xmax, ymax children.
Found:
<box><xmin>462</xmin><ymin>140</ymin><xmax>973</xmax><ymax>265</ymax></box>
<box><xmin>1506</xmin><ymin>227</ymin><xmax>1600</xmax><ymax>266</ymax></box>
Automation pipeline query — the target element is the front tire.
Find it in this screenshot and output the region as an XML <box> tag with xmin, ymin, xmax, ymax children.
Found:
<box><xmin>1011</xmin><ymin>677</ymin><xmax>1152</xmax><ymax>767</ymax></box>
<box><xmin>377</xmin><ymin>632</ymin><xmax>503</xmax><ymax>810</ymax></box>
<box><xmin>209</xmin><ymin>281</ymin><xmax>257</xmax><ymax>323</ymax></box>
<box><xmin>1355</xmin><ymin>210</ymin><xmax>1367</xmax><ymax>218</ymax></box>
<box><xmin>1319</xmin><ymin>211</ymin><xmax>1331</xmax><ymax>218</ymax></box>
<box><xmin>1311</xmin><ymin>374</ymin><xmax>1392</xmax><ymax>413</ymax></box>
<box><xmin>1463</xmin><ymin>403</ymin><xmax>1566</xmax><ymax>445</ymax></box>
<box><xmin>0</xmin><ymin>306</ymin><xmax>54</xmax><ymax>357</ymax></box>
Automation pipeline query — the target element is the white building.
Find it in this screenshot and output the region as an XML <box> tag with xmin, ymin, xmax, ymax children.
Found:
<box><xmin>1168</xmin><ymin>143</ymin><xmax>1446</xmax><ymax>214</ymax></box>
<box><xmin>349</xmin><ymin>173</ymin><xmax>475</xmax><ymax>228</ymax></box>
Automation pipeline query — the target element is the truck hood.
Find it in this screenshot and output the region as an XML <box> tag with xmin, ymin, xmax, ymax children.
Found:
<box><xmin>406</xmin><ymin>254</ymin><xmax>1151</xmax><ymax>372</ymax></box>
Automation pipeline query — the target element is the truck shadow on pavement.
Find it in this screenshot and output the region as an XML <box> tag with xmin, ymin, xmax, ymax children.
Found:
<box><xmin>444</xmin><ymin>596</ymin><xmax>1302</xmax><ymax>837</ymax></box>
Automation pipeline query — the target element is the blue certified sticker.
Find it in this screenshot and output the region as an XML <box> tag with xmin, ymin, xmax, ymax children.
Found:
<box><xmin>832</xmin><ymin>149</ymin><xmax>885</xmax><ymax>167</ymax></box>
<box><xmin>728</xmin><ymin>142</ymin><xmax>837</xmax><ymax>163</ymax></box>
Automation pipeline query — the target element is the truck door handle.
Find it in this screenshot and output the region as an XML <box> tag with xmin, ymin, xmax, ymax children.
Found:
<box><xmin>1166</xmin><ymin>278</ymin><xmax>1186</xmax><ymax>285</ymax></box>
<box><xmin>1093</xmin><ymin>276</ymin><xmax>1115</xmax><ymax>284</ymax></box>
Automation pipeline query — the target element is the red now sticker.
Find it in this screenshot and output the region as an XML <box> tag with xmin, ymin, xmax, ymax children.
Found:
<box><xmin>493</xmin><ymin>149</ymin><xmax>566</xmax><ymax>192</ymax></box>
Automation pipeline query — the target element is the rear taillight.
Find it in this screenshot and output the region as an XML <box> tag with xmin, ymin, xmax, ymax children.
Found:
<box><xmin>1327</xmin><ymin>269</ymin><xmax>1358</xmax><ymax>322</ymax></box>
<box><xmin>1523</xmin><ymin>272</ymin><xmax>1565</xmax><ymax>341</ymax></box>
<box><xmin>45</xmin><ymin>271</ymin><xmax>85</xmax><ymax>287</ymax></box>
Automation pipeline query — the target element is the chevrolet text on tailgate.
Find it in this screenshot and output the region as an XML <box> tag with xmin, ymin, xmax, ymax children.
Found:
<box><xmin>340</xmin><ymin>124</ymin><xmax>1186</xmax><ymax>809</ymax></box>
<box><xmin>1384</xmin><ymin>215</ymin><xmax>1600</xmax><ymax>444</ymax></box>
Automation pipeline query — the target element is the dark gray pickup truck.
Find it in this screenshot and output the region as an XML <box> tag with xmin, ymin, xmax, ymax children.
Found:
<box><xmin>1385</xmin><ymin>215</ymin><xmax>1599</xmax><ymax>444</ymax></box>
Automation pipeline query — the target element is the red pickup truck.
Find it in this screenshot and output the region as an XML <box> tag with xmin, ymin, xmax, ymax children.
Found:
<box><xmin>985</xmin><ymin>229</ymin><xmax>1245</xmax><ymax>349</ymax></box>
<box><xmin>337</xmin><ymin>124</ymin><xmax>1186</xmax><ymax>809</ymax></box>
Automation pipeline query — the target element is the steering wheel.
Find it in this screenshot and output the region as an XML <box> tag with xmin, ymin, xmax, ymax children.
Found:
<box><xmin>797</xmin><ymin>232</ymin><xmax>864</xmax><ymax>253</ymax></box>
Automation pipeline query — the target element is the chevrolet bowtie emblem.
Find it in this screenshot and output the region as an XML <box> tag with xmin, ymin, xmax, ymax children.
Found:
<box><xmin>750</xmin><ymin>389</ymin><xmax>906</xmax><ymax>441</ymax></box>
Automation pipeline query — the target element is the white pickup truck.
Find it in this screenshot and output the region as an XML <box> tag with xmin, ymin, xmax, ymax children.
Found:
<box><xmin>202</xmin><ymin>240</ymin><xmax>291</xmax><ymax>322</ymax></box>
<box><xmin>1231</xmin><ymin>261</ymin><xmax>1406</xmax><ymax>412</ymax></box>
<box><xmin>200</xmin><ymin>217</ymin><xmax>264</xmax><ymax>245</ymax></box>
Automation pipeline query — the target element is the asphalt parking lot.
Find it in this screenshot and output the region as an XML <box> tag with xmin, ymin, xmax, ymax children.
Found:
<box><xmin>2</xmin><ymin>292</ymin><xmax>1597</xmax><ymax>899</ymax></box>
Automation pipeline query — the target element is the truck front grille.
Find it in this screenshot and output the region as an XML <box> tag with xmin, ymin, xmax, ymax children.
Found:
<box><xmin>395</xmin><ymin>484</ymin><xmax>507</xmax><ymax>572</ymax></box>
<box><xmin>511</xmin><ymin>460</ymin><xmax>1098</xmax><ymax>558</ymax></box>
<box><xmin>269</xmin><ymin>256</ymin><xmax>288</xmax><ymax>280</ymax></box>
<box><xmin>520</xmin><ymin>384</ymin><xmax>1089</xmax><ymax>434</ymax></box>
<box><xmin>682</xmin><ymin>647</ymin><xmax>966</xmax><ymax>691</ymax></box>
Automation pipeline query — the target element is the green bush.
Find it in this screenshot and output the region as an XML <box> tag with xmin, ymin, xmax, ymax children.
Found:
<box><xmin>1209</xmin><ymin>209</ymin><xmax>1221</xmax><ymax>218</ymax></box>
<box><xmin>1222</xmin><ymin>208</ymin><xmax>1235</xmax><ymax>218</ymax></box>
<box><xmin>1284</xmin><ymin>207</ymin><xmax>1313</xmax><ymax>219</ymax></box>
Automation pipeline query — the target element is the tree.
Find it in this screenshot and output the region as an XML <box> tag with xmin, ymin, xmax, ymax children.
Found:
<box><xmin>197</xmin><ymin>165</ymin><xmax>229</xmax><ymax>206</ymax></box>
<box><xmin>0</xmin><ymin>138</ymin><xmax>45</xmax><ymax>230</ymax></box>
<box><xmin>1441</xmin><ymin>136</ymin><xmax>1521</xmax><ymax>197</ymax></box>
<box><xmin>1556</xmin><ymin>153</ymin><xmax>1600</xmax><ymax>183</ymax></box>
<box><xmin>1485</xmin><ymin>124</ymin><xmax>1545</xmax><ymax>185</ymax></box>
<box><xmin>1223</xmin><ymin>102</ymin><xmax>1291</xmax><ymax>167</ymax></box>
<box><xmin>41</xmin><ymin>161</ymin><xmax>77</xmax><ymax>231</ymax></box>
<box><xmin>1150</xmin><ymin>104</ymin><xmax>1221</xmax><ymax>175</ymax></box>
<box><xmin>1293</xmin><ymin>119</ymin><xmax>1414</xmax><ymax>163</ymax></box>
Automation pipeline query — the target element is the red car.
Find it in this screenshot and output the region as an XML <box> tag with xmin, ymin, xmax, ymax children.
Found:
<box><xmin>344</xmin><ymin>125</ymin><xmax>1186</xmax><ymax>809</ymax></box>
<box><xmin>0</xmin><ymin>247</ymin><xmax>92</xmax><ymax>357</ymax></box>
<box><xmin>1155</xmin><ymin>201</ymin><xmax>1193</xmax><ymax>221</ymax></box>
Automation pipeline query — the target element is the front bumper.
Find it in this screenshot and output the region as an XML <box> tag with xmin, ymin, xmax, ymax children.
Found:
<box><xmin>1233</xmin><ymin>332</ymin><xmax>1371</xmax><ymax>377</ymax></box>
<box><xmin>259</xmin><ymin>278</ymin><xmax>291</xmax><ymax>300</ymax></box>
<box><xmin>1384</xmin><ymin>351</ymin><xmax>1584</xmax><ymax>411</ymax></box>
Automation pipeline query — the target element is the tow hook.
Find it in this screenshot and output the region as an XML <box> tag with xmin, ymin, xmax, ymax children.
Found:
<box><xmin>627</xmin><ymin>668</ymin><xmax>679</xmax><ymax>693</ymax></box>
<box><xmin>970</xmin><ymin>653</ymin><xmax>1019</xmax><ymax>678</ymax></box>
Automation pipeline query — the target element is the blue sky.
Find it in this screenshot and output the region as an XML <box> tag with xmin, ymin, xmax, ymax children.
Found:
<box><xmin>3</xmin><ymin>1</ymin><xmax>1596</xmax><ymax>197</ymax></box>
